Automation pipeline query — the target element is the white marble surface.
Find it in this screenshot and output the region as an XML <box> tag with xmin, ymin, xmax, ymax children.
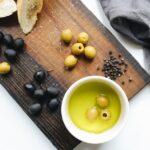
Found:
<box><xmin>0</xmin><ymin>0</ymin><xmax>150</xmax><ymax>150</ymax></box>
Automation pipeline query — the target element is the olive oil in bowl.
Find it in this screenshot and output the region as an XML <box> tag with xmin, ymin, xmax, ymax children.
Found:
<box><xmin>69</xmin><ymin>81</ymin><xmax>121</xmax><ymax>133</ymax></box>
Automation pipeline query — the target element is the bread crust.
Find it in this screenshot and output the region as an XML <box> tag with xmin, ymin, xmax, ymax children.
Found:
<box><xmin>17</xmin><ymin>0</ymin><xmax>43</xmax><ymax>34</ymax></box>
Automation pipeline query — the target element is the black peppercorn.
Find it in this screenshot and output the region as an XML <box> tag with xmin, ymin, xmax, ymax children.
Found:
<box><xmin>121</xmin><ymin>81</ymin><xmax>125</xmax><ymax>85</ymax></box>
<box><xmin>109</xmin><ymin>51</ymin><xmax>112</xmax><ymax>55</ymax></box>
<box><xmin>129</xmin><ymin>78</ymin><xmax>133</xmax><ymax>82</ymax></box>
<box><xmin>118</xmin><ymin>54</ymin><xmax>122</xmax><ymax>58</ymax></box>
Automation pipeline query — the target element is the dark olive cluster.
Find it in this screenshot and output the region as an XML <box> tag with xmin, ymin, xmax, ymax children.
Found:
<box><xmin>0</xmin><ymin>31</ymin><xmax>24</xmax><ymax>62</ymax></box>
<box><xmin>24</xmin><ymin>70</ymin><xmax>59</xmax><ymax>116</ymax></box>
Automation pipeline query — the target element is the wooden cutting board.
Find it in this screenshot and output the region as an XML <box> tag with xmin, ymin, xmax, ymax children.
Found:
<box><xmin>0</xmin><ymin>0</ymin><xmax>150</xmax><ymax>149</ymax></box>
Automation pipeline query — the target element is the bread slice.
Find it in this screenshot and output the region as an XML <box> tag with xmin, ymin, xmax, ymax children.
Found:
<box><xmin>17</xmin><ymin>0</ymin><xmax>43</xmax><ymax>34</ymax></box>
<box><xmin>0</xmin><ymin>0</ymin><xmax>17</xmax><ymax>18</ymax></box>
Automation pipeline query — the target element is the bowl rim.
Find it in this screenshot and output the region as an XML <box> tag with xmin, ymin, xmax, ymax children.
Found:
<box><xmin>61</xmin><ymin>76</ymin><xmax>129</xmax><ymax>144</ymax></box>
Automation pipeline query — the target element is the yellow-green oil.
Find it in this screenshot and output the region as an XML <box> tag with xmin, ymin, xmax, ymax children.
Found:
<box><xmin>69</xmin><ymin>81</ymin><xmax>121</xmax><ymax>133</ymax></box>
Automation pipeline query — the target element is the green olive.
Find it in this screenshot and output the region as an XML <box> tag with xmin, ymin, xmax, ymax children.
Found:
<box><xmin>86</xmin><ymin>106</ymin><xmax>98</xmax><ymax>121</ymax></box>
<box><xmin>84</xmin><ymin>46</ymin><xmax>96</xmax><ymax>59</ymax></box>
<box><xmin>64</xmin><ymin>55</ymin><xmax>78</xmax><ymax>68</ymax></box>
<box><xmin>77</xmin><ymin>32</ymin><xmax>89</xmax><ymax>44</ymax></box>
<box><xmin>100</xmin><ymin>109</ymin><xmax>111</xmax><ymax>121</ymax></box>
<box><xmin>61</xmin><ymin>29</ymin><xmax>73</xmax><ymax>43</ymax></box>
<box><xmin>0</xmin><ymin>62</ymin><xmax>11</xmax><ymax>74</ymax></box>
<box><xmin>96</xmin><ymin>95</ymin><xmax>109</xmax><ymax>108</ymax></box>
<box><xmin>71</xmin><ymin>43</ymin><xmax>84</xmax><ymax>55</ymax></box>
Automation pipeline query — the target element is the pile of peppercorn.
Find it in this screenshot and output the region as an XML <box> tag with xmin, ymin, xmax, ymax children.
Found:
<box><xmin>0</xmin><ymin>31</ymin><xmax>24</xmax><ymax>74</ymax></box>
<box><xmin>101</xmin><ymin>51</ymin><xmax>133</xmax><ymax>84</ymax></box>
<box><xmin>24</xmin><ymin>70</ymin><xmax>59</xmax><ymax>116</ymax></box>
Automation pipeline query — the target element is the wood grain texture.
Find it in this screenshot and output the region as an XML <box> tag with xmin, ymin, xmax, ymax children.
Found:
<box><xmin>0</xmin><ymin>51</ymin><xmax>80</xmax><ymax>150</ymax></box>
<box><xmin>0</xmin><ymin>0</ymin><xmax>150</xmax><ymax>149</ymax></box>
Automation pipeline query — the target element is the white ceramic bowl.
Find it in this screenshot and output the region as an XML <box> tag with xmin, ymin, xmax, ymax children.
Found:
<box><xmin>61</xmin><ymin>76</ymin><xmax>129</xmax><ymax>144</ymax></box>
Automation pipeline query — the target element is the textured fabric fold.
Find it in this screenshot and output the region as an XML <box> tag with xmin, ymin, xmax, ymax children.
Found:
<box><xmin>100</xmin><ymin>0</ymin><xmax>150</xmax><ymax>47</ymax></box>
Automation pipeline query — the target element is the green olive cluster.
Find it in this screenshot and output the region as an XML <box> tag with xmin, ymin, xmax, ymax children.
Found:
<box><xmin>61</xmin><ymin>29</ymin><xmax>97</xmax><ymax>69</ymax></box>
<box><xmin>86</xmin><ymin>95</ymin><xmax>111</xmax><ymax>121</ymax></box>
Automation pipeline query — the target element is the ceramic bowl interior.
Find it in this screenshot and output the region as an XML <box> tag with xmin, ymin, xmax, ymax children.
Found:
<box><xmin>61</xmin><ymin>76</ymin><xmax>129</xmax><ymax>144</ymax></box>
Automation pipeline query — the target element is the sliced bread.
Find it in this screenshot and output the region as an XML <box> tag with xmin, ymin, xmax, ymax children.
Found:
<box><xmin>17</xmin><ymin>0</ymin><xmax>43</xmax><ymax>34</ymax></box>
<box><xmin>0</xmin><ymin>0</ymin><xmax>17</xmax><ymax>18</ymax></box>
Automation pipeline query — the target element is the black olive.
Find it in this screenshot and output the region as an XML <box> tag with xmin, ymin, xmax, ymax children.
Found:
<box><xmin>48</xmin><ymin>98</ymin><xmax>59</xmax><ymax>112</ymax></box>
<box><xmin>29</xmin><ymin>103</ymin><xmax>42</xmax><ymax>115</ymax></box>
<box><xmin>14</xmin><ymin>38</ymin><xmax>24</xmax><ymax>51</ymax></box>
<box><xmin>4</xmin><ymin>49</ymin><xmax>17</xmax><ymax>61</ymax></box>
<box><xmin>0</xmin><ymin>32</ymin><xmax>4</xmax><ymax>43</ymax></box>
<box><xmin>34</xmin><ymin>70</ymin><xmax>46</xmax><ymax>83</ymax></box>
<box><xmin>46</xmin><ymin>86</ymin><xmax>59</xmax><ymax>98</ymax></box>
<box><xmin>24</xmin><ymin>83</ymin><xmax>36</xmax><ymax>96</ymax></box>
<box><xmin>34</xmin><ymin>89</ymin><xmax>45</xmax><ymax>100</ymax></box>
<box><xmin>3</xmin><ymin>34</ymin><xmax>14</xmax><ymax>48</ymax></box>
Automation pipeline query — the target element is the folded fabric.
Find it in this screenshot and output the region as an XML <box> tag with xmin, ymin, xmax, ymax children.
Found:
<box><xmin>99</xmin><ymin>0</ymin><xmax>150</xmax><ymax>47</ymax></box>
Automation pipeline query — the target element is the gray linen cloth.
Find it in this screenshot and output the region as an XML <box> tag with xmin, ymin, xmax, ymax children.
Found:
<box><xmin>100</xmin><ymin>0</ymin><xmax>150</xmax><ymax>47</ymax></box>
<box><xmin>100</xmin><ymin>0</ymin><xmax>150</xmax><ymax>73</ymax></box>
